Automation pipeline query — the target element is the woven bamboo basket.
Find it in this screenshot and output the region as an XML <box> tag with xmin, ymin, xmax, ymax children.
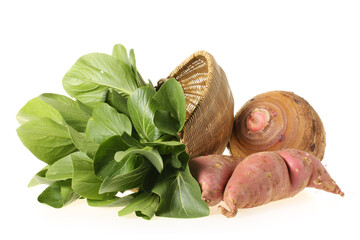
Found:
<box><xmin>158</xmin><ymin>51</ymin><xmax>234</xmax><ymax>158</ymax></box>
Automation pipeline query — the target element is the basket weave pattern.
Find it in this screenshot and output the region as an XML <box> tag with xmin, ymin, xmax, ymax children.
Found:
<box><xmin>168</xmin><ymin>51</ymin><xmax>234</xmax><ymax>158</ymax></box>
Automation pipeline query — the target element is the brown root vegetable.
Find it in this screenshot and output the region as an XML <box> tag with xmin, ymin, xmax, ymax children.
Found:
<box><xmin>219</xmin><ymin>149</ymin><xmax>343</xmax><ymax>218</ymax></box>
<box><xmin>189</xmin><ymin>155</ymin><xmax>243</xmax><ymax>206</ymax></box>
<box><xmin>228</xmin><ymin>91</ymin><xmax>326</xmax><ymax>160</ymax></box>
<box><xmin>158</xmin><ymin>51</ymin><xmax>234</xmax><ymax>158</ymax></box>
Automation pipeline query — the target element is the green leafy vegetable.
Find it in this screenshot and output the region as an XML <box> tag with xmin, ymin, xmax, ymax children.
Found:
<box><xmin>99</xmin><ymin>155</ymin><xmax>151</xmax><ymax>194</ymax></box>
<box><xmin>142</xmin><ymin>140</ymin><xmax>184</xmax><ymax>147</ymax></box>
<box><xmin>87</xmin><ymin>195</ymin><xmax>134</xmax><ymax>207</ymax></box>
<box><xmin>152</xmin><ymin>166</ymin><xmax>209</xmax><ymax>218</ymax></box>
<box><xmin>93</xmin><ymin>135</ymin><xmax>130</xmax><ymax>179</ymax></box>
<box><xmin>28</xmin><ymin>166</ymin><xmax>53</xmax><ymax>188</ymax></box>
<box><xmin>45</xmin><ymin>154</ymin><xmax>74</xmax><ymax>181</ymax></box>
<box><xmin>153</xmin><ymin>78</ymin><xmax>187</xmax><ymax>131</ymax></box>
<box><xmin>38</xmin><ymin>180</ymin><xmax>80</xmax><ymax>208</ymax></box>
<box><xmin>114</xmin><ymin>147</ymin><xmax>163</xmax><ymax>173</ymax></box>
<box><xmin>127</xmin><ymin>86</ymin><xmax>161</xmax><ymax>142</ymax></box>
<box><xmin>112</xmin><ymin>44</ymin><xmax>132</xmax><ymax>66</ymax></box>
<box><xmin>17</xmin><ymin>117</ymin><xmax>77</xmax><ymax>164</ymax></box>
<box><xmin>17</xmin><ymin>97</ymin><xmax>63</xmax><ymax>124</ymax></box>
<box><xmin>112</xmin><ymin>44</ymin><xmax>146</xmax><ymax>88</ymax></box>
<box><xmin>71</xmin><ymin>152</ymin><xmax>116</xmax><ymax>200</ymax></box>
<box><xmin>106</xmin><ymin>89</ymin><xmax>130</xmax><ymax>117</ymax></box>
<box><xmin>118</xmin><ymin>192</ymin><xmax>159</xmax><ymax>220</ymax></box>
<box><xmin>63</xmin><ymin>53</ymin><xmax>138</xmax><ymax>108</ymax></box>
<box><xmin>129</xmin><ymin>49</ymin><xmax>146</xmax><ymax>87</ymax></box>
<box><xmin>119</xmin><ymin>132</ymin><xmax>144</xmax><ymax>148</ymax></box>
<box><xmin>16</xmin><ymin>93</ymin><xmax>91</xmax><ymax>133</ymax></box>
<box><xmin>17</xmin><ymin>43</ymin><xmax>210</xmax><ymax>220</ymax></box>
<box><xmin>67</xmin><ymin>126</ymin><xmax>99</xmax><ymax>158</ymax></box>
<box><xmin>154</xmin><ymin>110</ymin><xmax>180</xmax><ymax>136</ymax></box>
<box><xmin>39</xmin><ymin>93</ymin><xmax>90</xmax><ymax>132</ymax></box>
<box><xmin>170</xmin><ymin>144</ymin><xmax>189</xmax><ymax>169</ymax></box>
<box><xmin>86</xmin><ymin>103</ymin><xmax>132</xmax><ymax>144</ymax></box>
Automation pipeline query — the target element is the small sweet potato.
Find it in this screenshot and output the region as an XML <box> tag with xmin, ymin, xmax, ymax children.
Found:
<box><xmin>219</xmin><ymin>149</ymin><xmax>343</xmax><ymax>217</ymax></box>
<box><xmin>189</xmin><ymin>155</ymin><xmax>243</xmax><ymax>206</ymax></box>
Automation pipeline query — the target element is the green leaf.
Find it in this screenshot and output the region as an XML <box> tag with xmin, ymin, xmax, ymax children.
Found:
<box><xmin>142</xmin><ymin>141</ymin><xmax>188</xmax><ymax>169</ymax></box>
<box><xmin>141</xmin><ymin>167</ymin><xmax>160</xmax><ymax>193</ymax></box>
<box><xmin>129</xmin><ymin>49</ymin><xmax>146</xmax><ymax>87</ymax></box>
<box><xmin>147</xmin><ymin>79</ymin><xmax>154</xmax><ymax>88</ymax></box>
<box><xmin>17</xmin><ymin>95</ymin><xmax>91</xmax><ymax>133</ymax></box>
<box><xmin>118</xmin><ymin>192</ymin><xmax>159</xmax><ymax>220</ymax></box>
<box><xmin>112</xmin><ymin>44</ymin><xmax>146</xmax><ymax>88</ymax></box>
<box><xmin>157</xmin><ymin>144</ymin><xmax>172</xmax><ymax>155</ymax></box>
<box><xmin>170</xmin><ymin>144</ymin><xmax>189</xmax><ymax>169</ymax></box>
<box><xmin>76</xmin><ymin>100</ymin><xmax>93</xmax><ymax>116</ymax></box>
<box><xmin>142</xmin><ymin>140</ymin><xmax>185</xmax><ymax>148</ymax></box>
<box><xmin>112</xmin><ymin>44</ymin><xmax>131</xmax><ymax>65</ymax></box>
<box><xmin>39</xmin><ymin>93</ymin><xmax>90</xmax><ymax>132</ymax></box>
<box><xmin>87</xmin><ymin>194</ymin><xmax>134</xmax><ymax>207</ymax></box>
<box><xmin>127</xmin><ymin>87</ymin><xmax>161</xmax><ymax>142</ymax></box>
<box><xmin>16</xmin><ymin>97</ymin><xmax>63</xmax><ymax>124</ymax></box>
<box><xmin>38</xmin><ymin>180</ymin><xmax>80</xmax><ymax>208</ymax></box>
<box><xmin>106</xmin><ymin>89</ymin><xmax>129</xmax><ymax>117</ymax></box>
<box><xmin>152</xmin><ymin>166</ymin><xmax>209</xmax><ymax>218</ymax></box>
<box><xmin>120</xmin><ymin>132</ymin><xmax>144</xmax><ymax>148</ymax></box>
<box><xmin>153</xmin><ymin>109</ymin><xmax>180</xmax><ymax>136</ymax></box>
<box><xmin>28</xmin><ymin>166</ymin><xmax>54</xmax><ymax>188</ymax></box>
<box><xmin>99</xmin><ymin>155</ymin><xmax>150</xmax><ymax>194</ymax></box>
<box><xmin>115</xmin><ymin>147</ymin><xmax>163</xmax><ymax>173</ymax></box>
<box><xmin>71</xmin><ymin>152</ymin><xmax>116</xmax><ymax>200</ymax></box>
<box><xmin>93</xmin><ymin>135</ymin><xmax>131</xmax><ymax>179</ymax></box>
<box><xmin>141</xmin><ymin>137</ymin><xmax>176</xmax><ymax>155</ymax></box>
<box><xmin>67</xmin><ymin>126</ymin><xmax>99</xmax><ymax>158</ymax></box>
<box><xmin>152</xmin><ymin>78</ymin><xmax>187</xmax><ymax>131</ymax></box>
<box><xmin>177</xmin><ymin>151</ymin><xmax>190</xmax><ymax>170</ymax></box>
<box><xmin>62</xmin><ymin>53</ymin><xmax>138</xmax><ymax>108</ymax></box>
<box><xmin>17</xmin><ymin>118</ymin><xmax>77</xmax><ymax>164</ymax></box>
<box><xmin>45</xmin><ymin>154</ymin><xmax>74</xmax><ymax>181</ymax></box>
<box><xmin>86</xmin><ymin>103</ymin><xmax>132</xmax><ymax>144</ymax></box>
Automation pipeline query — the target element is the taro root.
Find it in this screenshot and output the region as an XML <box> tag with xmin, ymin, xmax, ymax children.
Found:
<box><xmin>228</xmin><ymin>91</ymin><xmax>326</xmax><ymax>160</ymax></box>
<box><xmin>158</xmin><ymin>51</ymin><xmax>234</xmax><ymax>158</ymax></box>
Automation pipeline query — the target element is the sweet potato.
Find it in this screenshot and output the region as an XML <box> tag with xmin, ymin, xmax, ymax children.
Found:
<box><xmin>219</xmin><ymin>149</ymin><xmax>343</xmax><ymax>217</ymax></box>
<box><xmin>189</xmin><ymin>155</ymin><xmax>243</xmax><ymax>206</ymax></box>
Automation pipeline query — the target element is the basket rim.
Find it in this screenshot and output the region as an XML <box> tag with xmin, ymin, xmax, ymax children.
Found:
<box><xmin>168</xmin><ymin>50</ymin><xmax>217</xmax><ymax>126</ymax></box>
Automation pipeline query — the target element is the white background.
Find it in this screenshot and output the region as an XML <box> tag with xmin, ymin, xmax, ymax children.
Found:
<box><xmin>1</xmin><ymin>0</ymin><xmax>359</xmax><ymax>239</ymax></box>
